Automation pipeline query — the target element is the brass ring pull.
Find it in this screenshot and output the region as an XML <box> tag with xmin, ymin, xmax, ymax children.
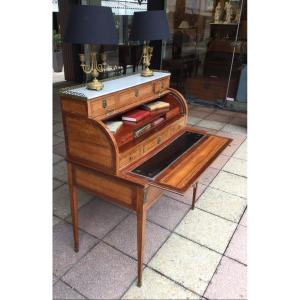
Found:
<box><xmin>102</xmin><ymin>98</ymin><xmax>107</xmax><ymax>108</ymax></box>
<box><xmin>135</xmin><ymin>88</ymin><xmax>139</xmax><ymax>97</ymax></box>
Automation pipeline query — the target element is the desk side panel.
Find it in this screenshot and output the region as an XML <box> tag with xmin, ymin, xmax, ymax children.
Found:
<box><xmin>63</xmin><ymin>113</ymin><xmax>117</xmax><ymax>173</ymax></box>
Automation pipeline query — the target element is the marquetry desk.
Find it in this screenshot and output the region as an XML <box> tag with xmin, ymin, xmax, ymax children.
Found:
<box><xmin>59</xmin><ymin>71</ymin><xmax>231</xmax><ymax>286</ymax></box>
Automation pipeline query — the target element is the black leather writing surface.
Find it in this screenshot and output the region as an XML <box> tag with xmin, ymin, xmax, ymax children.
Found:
<box><xmin>131</xmin><ymin>131</ymin><xmax>206</xmax><ymax>179</ymax></box>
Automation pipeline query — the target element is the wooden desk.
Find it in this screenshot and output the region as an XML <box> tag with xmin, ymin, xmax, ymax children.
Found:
<box><xmin>59</xmin><ymin>71</ymin><xmax>231</xmax><ymax>286</ymax></box>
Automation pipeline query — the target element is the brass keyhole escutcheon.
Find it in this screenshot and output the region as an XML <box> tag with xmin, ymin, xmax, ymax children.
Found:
<box><xmin>102</xmin><ymin>98</ymin><xmax>107</xmax><ymax>108</ymax></box>
<box><xmin>135</xmin><ymin>89</ymin><xmax>139</xmax><ymax>97</ymax></box>
<box><xmin>157</xmin><ymin>137</ymin><xmax>161</xmax><ymax>144</ymax></box>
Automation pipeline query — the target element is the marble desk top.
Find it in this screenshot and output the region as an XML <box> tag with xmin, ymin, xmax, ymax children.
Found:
<box><xmin>60</xmin><ymin>71</ymin><xmax>170</xmax><ymax>100</ymax></box>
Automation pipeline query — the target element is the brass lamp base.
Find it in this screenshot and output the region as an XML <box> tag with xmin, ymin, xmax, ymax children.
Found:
<box><xmin>87</xmin><ymin>78</ymin><xmax>103</xmax><ymax>91</ymax></box>
<box><xmin>141</xmin><ymin>67</ymin><xmax>154</xmax><ymax>77</ymax></box>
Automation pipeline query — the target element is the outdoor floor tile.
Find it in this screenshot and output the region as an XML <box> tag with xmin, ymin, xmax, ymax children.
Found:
<box><xmin>204</xmin><ymin>256</ymin><xmax>247</xmax><ymax>299</ymax></box>
<box><xmin>53</xmin><ymin>160</ymin><xmax>68</xmax><ymax>182</ymax></box>
<box><xmin>53</xmin><ymin>153</ymin><xmax>64</xmax><ymax>164</ymax></box>
<box><xmin>210</xmin><ymin>171</ymin><xmax>247</xmax><ymax>198</ymax></box>
<box><xmin>53</xmin><ymin>178</ymin><xmax>64</xmax><ymax>190</ymax></box>
<box><xmin>196</xmin><ymin>187</ymin><xmax>247</xmax><ymax>223</ymax></box>
<box><xmin>56</xmin><ymin>130</ymin><xmax>65</xmax><ymax>138</ymax></box>
<box><xmin>217</xmin><ymin>131</ymin><xmax>246</xmax><ymax>146</ymax></box>
<box><xmin>62</xmin><ymin>242</ymin><xmax>137</xmax><ymax>300</ymax></box>
<box><xmin>53</xmin><ymin>184</ymin><xmax>94</xmax><ymax>219</ymax></box>
<box><xmin>192</xmin><ymin>105</ymin><xmax>216</xmax><ymax>114</ymax></box>
<box><xmin>164</xmin><ymin>183</ymin><xmax>207</xmax><ymax>205</ymax></box>
<box><xmin>53</xmin><ymin>122</ymin><xmax>63</xmax><ymax>134</ymax></box>
<box><xmin>240</xmin><ymin>209</ymin><xmax>247</xmax><ymax>227</ymax></box>
<box><xmin>223</xmin><ymin>157</ymin><xmax>247</xmax><ymax>177</ymax></box>
<box><xmin>175</xmin><ymin>209</ymin><xmax>237</xmax><ymax>253</ymax></box>
<box><xmin>53</xmin><ymin>280</ymin><xmax>85</xmax><ymax>300</ymax></box>
<box><xmin>53</xmin><ymin>222</ymin><xmax>98</xmax><ymax>277</ymax></box>
<box><xmin>71</xmin><ymin>198</ymin><xmax>130</xmax><ymax>239</ymax></box>
<box><xmin>147</xmin><ymin>195</ymin><xmax>190</xmax><ymax>230</ymax></box>
<box><xmin>233</xmin><ymin>140</ymin><xmax>247</xmax><ymax>160</ymax></box>
<box><xmin>189</xmin><ymin>110</ymin><xmax>211</xmax><ymax>119</ymax></box>
<box><xmin>149</xmin><ymin>234</ymin><xmax>222</xmax><ymax>295</ymax></box>
<box><xmin>225</xmin><ymin>225</ymin><xmax>247</xmax><ymax>264</ymax></box>
<box><xmin>209</xmin><ymin>154</ymin><xmax>230</xmax><ymax>169</ymax></box>
<box><xmin>214</xmin><ymin>109</ymin><xmax>234</xmax><ymax>116</ymax></box>
<box><xmin>53</xmin><ymin>274</ymin><xmax>58</xmax><ymax>285</ymax></box>
<box><xmin>230</xmin><ymin>117</ymin><xmax>247</xmax><ymax>127</ymax></box>
<box><xmin>205</xmin><ymin>113</ymin><xmax>232</xmax><ymax>123</ymax></box>
<box><xmin>196</xmin><ymin>119</ymin><xmax>225</xmax><ymax>131</ymax></box>
<box><xmin>122</xmin><ymin>267</ymin><xmax>199</xmax><ymax>299</ymax></box>
<box><xmin>104</xmin><ymin>214</ymin><xmax>170</xmax><ymax>263</ymax></box>
<box><xmin>187</xmin><ymin>116</ymin><xmax>202</xmax><ymax>125</ymax></box>
<box><xmin>221</xmin><ymin>142</ymin><xmax>241</xmax><ymax>157</ymax></box>
<box><xmin>198</xmin><ymin>167</ymin><xmax>219</xmax><ymax>186</ymax></box>
<box><xmin>53</xmin><ymin>142</ymin><xmax>66</xmax><ymax>157</ymax></box>
<box><xmin>53</xmin><ymin>215</ymin><xmax>62</xmax><ymax>226</ymax></box>
<box><xmin>53</xmin><ymin>280</ymin><xmax>85</xmax><ymax>299</ymax></box>
<box><xmin>53</xmin><ymin>111</ymin><xmax>63</xmax><ymax>123</ymax></box>
<box><xmin>53</xmin><ymin>135</ymin><xmax>64</xmax><ymax>146</ymax></box>
<box><xmin>222</xmin><ymin>123</ymin><xmax>247</xmax><ymax>135</ymax></box>
<box><xmin>193</xmin><ymin>125</ymin><xmax>219</xmax><ymax>135</ymax></box>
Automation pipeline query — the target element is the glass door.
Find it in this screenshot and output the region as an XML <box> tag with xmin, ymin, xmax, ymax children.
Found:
<box><xmin>162</xmin><ymin>0</ymin><xmax>245</xmax><ymax>106</ymax></box>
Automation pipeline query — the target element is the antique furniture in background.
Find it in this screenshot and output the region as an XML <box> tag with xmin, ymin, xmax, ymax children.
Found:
<box><xmin>59</xmin><ymin>71</ymin><xmax>231</xmax><ymax>286</ymax></box>
<box><xmin>64</xmin><ymin>5</ymin><xmax>118</xmax><ymax>90</ymax></box>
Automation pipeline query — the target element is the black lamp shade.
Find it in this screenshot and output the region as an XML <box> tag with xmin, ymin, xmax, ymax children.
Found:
<box><xmin>130</xmin><ymin>10</ymin><xmax>170</xmax><ymax>41</ymax></box>
<box><xmin>64</xmin><ymin>5</ymin><xmax>118</xmax><ymax>45</ymax></box>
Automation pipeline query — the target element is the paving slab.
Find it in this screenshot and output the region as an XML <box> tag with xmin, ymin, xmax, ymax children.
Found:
<box><xmin>233</xmin><ymin>139</ymin><xmax>247</xmax><ymax>160</ymax></box>
<box><xmin>196</xmin><ymin>119</ymin><xmax>226</xmax><ymax>131</ymax></box>
<box><xmin>196</xmin><ymin>187</ymin><xmax>247</xmax><ymax>223</ymax></box>
<box><xmin>62</xmin><ymin>242</ymin><xmax>137</xmax><ymax>300</ymax></box>
<box><xmin>164</xmin><ymin>183</ymin><xmax>207</xmax><ymax>205</ymax></box>
<box><xmin>225</xmin><ymin>225</ymin><xmax>247</xmax><ymax>264</ymax></box>
<box><xmin>53</xmin><ymin>280</ymin><xmax>85</xmax><ymax>299</ymax></box>
<box><xmin>149</xmin><ymin>234</ymin><xmax>221</xmax><ymax>295</ymax></box>
<box><xmin>223</xmin><ymin>156</ymin><xmax>247</xmax><ymax>177</ymax></box>
<box><xmin>187</xmin><ymin>116</ymin><xmax>202</xmax><ymax>125</ymax></box>
<box><xmin>53</xmin><ymin>153</ymin><xmax>64</xmax><ymax>164</ymax></box>
<box><xmin>204</xmin><ymin>256</ymin><xmax>247</xmax><ymax>299</ymax></box>
<box><xmin>53</xmin><ymin>160</ymin><xmax>68</xmax><ymax>183</ymax></box>
<box><xmin>198</xmin><ymin>167</ymin><xmax>220</xmax><ymax>186</ymax></box>
<box><xmin>122</xmin><ymin>267</ymin><xmax>199</xmax><ymax>299</ymax></box>
<box><xmin>68</xmin><ymin>198</ymin><xmax>130</xmax><ymax>239</ymax></box>
<box><xmin>210</xmin><ymin>171</ymin><xmax>247</xmax><ymax>198</ymax></box>
<box><xmin>53</xmin><ymin>178</ymin><xmax>64</xmax><ymax>190</ymax></box>
<box><xmin>53</xmin><ymin>184</ymin><xmax>93</xmax><ymax>219</ymax></box>
<box><xmin>104</xmin><ymin>213</ymin><xmax>170</xmax><ymax>263</ymax></box>
<box><xmin>53</xmin><ymin>122</ymin><xmax>63</xmax><ymax>134</ymax></box>
<box><xmin>175</xmin><ymin>209</ymin><xmax>237</xmax><ymax>253</ymax></box>
<box><xmin>221</xmin><ymin>123</ymin><xmax>247</xmax><ymax>135</ymax></box>
<box><xmin>240</xmin><ymin>209</ymin><xmax>247</xmax><ymax>227</ymax></box>
<box><xmin>53</xmin><ymin>222</ymin><xmax>98</xmax><ymax>277</ymax></box>
<box><xmin>147</xmin><ymin>195</ymin><xmax>190</xmax><ymax>230</ymax></box>
<box><xmin>209</xmin><ymin>154</ymin><xmax>230</xmax><ymax>170</ymax></box>
<box><xmin>53</xmin><ymin>142</ymin><xmax>66</xmax><ymax>157</ymax></box>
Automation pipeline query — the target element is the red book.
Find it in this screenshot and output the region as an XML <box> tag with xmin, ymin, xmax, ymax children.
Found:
<box><xmin>122</xmin><ymin>109</ymin><xmax>150</xmax><ymax>122</ymax></box>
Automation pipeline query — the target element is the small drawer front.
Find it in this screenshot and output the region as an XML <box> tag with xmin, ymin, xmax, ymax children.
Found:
<box><xmin>143</xmin><ymin>130</ymin><xmax>169</xmax><ymax>154</ymax></box>
<box><xmin>153</xmin><ymin>78</ymin><xmax>170</xmax><ymax>95</ymax></box>
<box><xmin>169</xmin><ymin>118</ymin><xmax>185</xmax><ymax>136</ymax></box>
<box><xmin>89</xmin><ymin>96</ymin><xmax>115</xmax><ymax>117</ymax></box>
<box><xmin>120</xmin><ymin>147</ymin><xmax>142</xmax><ymax>168</ymax></box>
<box><xmin>118</xmin><ymin>89</ymin><xmax>136</xmax><ymax>108</ymax></box>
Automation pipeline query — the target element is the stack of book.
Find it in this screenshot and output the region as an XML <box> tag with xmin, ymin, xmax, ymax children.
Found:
<box><xmin>142</xmin><ymin>100</ymin><xmax>170</xmax><ymax>112</ymax></box>
<box><xmin>105</xmin><ymin>120</ymin><xmax>123</xmax><ymax>133</ymax></box>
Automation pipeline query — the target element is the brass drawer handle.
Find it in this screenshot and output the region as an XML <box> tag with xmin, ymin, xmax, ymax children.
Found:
<box><xmin>102</xmin><ymin>98</ymin><xmax>107</xmax><ymax>109</ymax></box>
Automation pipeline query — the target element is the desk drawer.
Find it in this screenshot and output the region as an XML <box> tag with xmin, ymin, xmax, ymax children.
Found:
<box><xmin>120</xmin><ymin>147</ymin><xmax>142</xmax><ymax>168</ymax></box>
<box><xmin>89</xmin><ymin>95</ymin><xmax>116</xmax><ymax>117</ymax></box>
<box><xmin>143</xmin><ymin>130</ymin><xmax>169</xmax><ymax>153</ymax></box>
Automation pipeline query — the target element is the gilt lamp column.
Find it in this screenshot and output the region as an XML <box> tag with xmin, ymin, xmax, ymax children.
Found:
<box><xmin>130</xmin><ymin>10</ymin><xmax>170</xmax><ymax>77</ymax></box>
<box><xmin>63</xmin><ymin>5</ymin><xmax>118</xmax><ymax>90</ymax></box>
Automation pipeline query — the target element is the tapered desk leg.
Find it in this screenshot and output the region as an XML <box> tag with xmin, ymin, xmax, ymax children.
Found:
<box><xmin>191</xmin><ymin>182</ymin><xmax>198</xmax><ymax>210</ymax></box>
<box><xmin>137</xmin><ymin>203</ymin><xmax>146</xmax><ymax>287</ymax></box>
<box><xmin>67</xmin><ymin>163</ymin><xmax>79</xmax><ymax>253</ymax></box>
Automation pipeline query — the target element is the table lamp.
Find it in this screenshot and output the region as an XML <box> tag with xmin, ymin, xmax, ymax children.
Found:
<box><xmin>64</xmin><ymin>5</ymin><xmax>118</xmax><ymax>90</ymax></box>
<box><xmin>130</xmin><ymin>10</ymin><xmax>170</xmax><ymax>77</ymax></box>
